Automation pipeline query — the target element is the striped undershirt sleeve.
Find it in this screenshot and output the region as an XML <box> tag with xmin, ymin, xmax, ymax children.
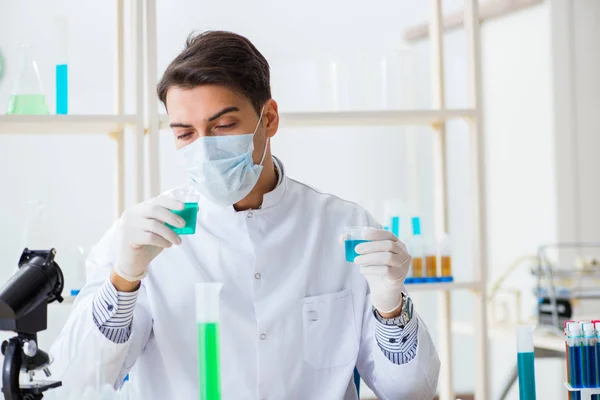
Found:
<box><xmin>374</xmin><ymin>315</ymin><xmax>419</xmax><ymax>365</ymax></box>
<box><xmin>92</xmin><ymin>278</ymin><xmax>139</xmax><ymax>344</ymax></box>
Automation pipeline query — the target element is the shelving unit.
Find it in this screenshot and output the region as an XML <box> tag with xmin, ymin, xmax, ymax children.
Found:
<box><xmin>159</xmin><ymin>109</ymin><xmax>476</xmax><ymax>129</ymax></box>
<box><xmin>0</xmin><ymin>114</ymin><xmax>136</xmax><ymax>134</ymax></box>
<box><xmin>150</xmin><ymin>1</ymin><xmax>490</xmax><ymax>399</ymax></box>
<box><xmin>0</xmin><ymin>0</ymin><xmax>146</xmax><ymax>218</ymax></box>
<box><xmin>406</xmin><ymin>280</ymin><xmax>482</xmax><ymax>292</ymax></box>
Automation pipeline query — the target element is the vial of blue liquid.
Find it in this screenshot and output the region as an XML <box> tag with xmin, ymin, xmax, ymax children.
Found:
<box><xmin>582</xmin><ymin>322</ymin><xmax>598</xmax><ymax>388</ymax></box>
<box><xmin>516</xmin><ymin>325</ymin><xmax>536</xmax><ymax>400</ymax></box>
<box><xmin>343</xmin><ymin>226</ymin><xmax>371</xmax><ymax>263</ymax></box>
<box><xmin>567</xmin><ymin>322</ymin><xmax>584</xmax><ymax>389</ymax></box>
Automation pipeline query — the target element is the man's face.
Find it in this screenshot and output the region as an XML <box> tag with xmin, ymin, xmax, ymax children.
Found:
<box><xmin>166</xmin><ymin>85</ymin><xmax>271</xmax><ymax>164</ymax></box>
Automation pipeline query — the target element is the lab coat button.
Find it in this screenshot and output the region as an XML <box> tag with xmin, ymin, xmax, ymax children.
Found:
<box><xmin>260</xmin><ymin>333</ymin><xmax>267</xmax><ymax>340</ymax></box>
<box><xmin>255</xmin><ymin>273</ymin><xmax>261</xmax><ymax>280</ymax></box>
<box><xmin>246</xmin><ymin>211</ymin><xmax>253</xmax><ymax>218</ymax></box>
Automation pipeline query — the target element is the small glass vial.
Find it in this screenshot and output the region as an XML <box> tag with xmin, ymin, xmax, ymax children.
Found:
<box><xmin>425</xmin><ymin>236</ymin><xmax>438</xmax><ymax>278</ymax></box>
<box><xmin>441</xmin><ymin>234</ymin><xmax>452</xmax><ymax>277</ymax></box>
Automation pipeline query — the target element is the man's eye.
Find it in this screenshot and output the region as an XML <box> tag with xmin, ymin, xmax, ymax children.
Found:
<box><xmin>215</xmin><ymin>123</ymin><xmax>235</xmax><ymax>130</ymax></box>
<box><xmin>177</xmin><ymin>132</ymin><xmax>194</xmax><ymax>140</ymax></box>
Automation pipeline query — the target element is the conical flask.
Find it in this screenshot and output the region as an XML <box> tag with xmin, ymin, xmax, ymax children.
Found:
<box><xmin>6</xmin><ymin>44</ymin><xmax>49</xmax><ymax>115</ymax></box>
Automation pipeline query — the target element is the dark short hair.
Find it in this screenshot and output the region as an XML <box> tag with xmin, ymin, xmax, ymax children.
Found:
<box><xmin>157</xmin><ymin>31</ymin><xmax>271</xmax><ymax>114</ymax></box>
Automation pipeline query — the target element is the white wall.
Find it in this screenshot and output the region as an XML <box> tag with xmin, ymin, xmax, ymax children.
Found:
<box><xmin>0</xmin><ymin>0</ymin><xmax>562</xmax><ymax>397</ymax></box>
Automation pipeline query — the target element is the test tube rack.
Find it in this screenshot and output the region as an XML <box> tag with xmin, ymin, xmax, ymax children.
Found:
<box><xmin>565</xmin><ymin>383</ymin><xmax>600</xmax><ymax>400</ymax></box>
<box><xmin>405</xmin><ymin>276</ymin><xmax>454</xmax><ymax>284</ymax></box>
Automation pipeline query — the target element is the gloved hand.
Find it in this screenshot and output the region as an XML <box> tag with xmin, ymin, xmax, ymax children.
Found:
<box><xmin>354</xmin><ymin>228</ymin><xmax>411</xmax><ymax>314</ymax></box>
<box><xmin>114</xmin><ymin>196</ymin><xmax>186</xmax><ymax>282</ymax></box>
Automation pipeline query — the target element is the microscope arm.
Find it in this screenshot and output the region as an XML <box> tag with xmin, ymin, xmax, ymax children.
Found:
<box><xmin>2</xmin><ymin>337</ymin><xmax>22</xmax><ymax>400</ymax></box>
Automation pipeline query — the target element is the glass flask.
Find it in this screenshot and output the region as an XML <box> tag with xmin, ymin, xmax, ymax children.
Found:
<box><xmin>6</xmin><ymin>45</ymin><xmax>49</xmax><ymax>115</ymax></box>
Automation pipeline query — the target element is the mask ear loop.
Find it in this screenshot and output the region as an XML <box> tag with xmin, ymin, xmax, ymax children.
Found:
<box><xmin>254</xmin><ymin>106</ymin><xmax>269</xmax><ymax>166</ymax></box>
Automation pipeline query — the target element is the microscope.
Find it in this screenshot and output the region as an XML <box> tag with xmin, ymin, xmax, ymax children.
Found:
<box><xmin>0</xmin><ymin>249</ymin><xmax>64</xmax><ymax>400</ymax></box>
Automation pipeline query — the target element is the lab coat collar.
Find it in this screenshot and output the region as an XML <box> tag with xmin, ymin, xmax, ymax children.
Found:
<box><xmin>195</xmin><ymin>156</ymin><xmax>287</xmax><ymax>214</ymax></box>
<box><xmin>261</xmin><ymin>156</ymin><xmax>286</xmax><ymax>209</ymax></box>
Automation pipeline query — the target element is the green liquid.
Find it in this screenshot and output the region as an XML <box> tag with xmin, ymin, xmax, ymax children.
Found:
<box><xmin>197</xmin><ymin>322</ymin><xmax>221</xmax><ymax>400</ymax></box>
<box><xmin>166</xmin><ymin>202</ymin><xmax>198</xmax><ymax>235</ymax></box>
<box><xmin>517</xmin><ymin>352</ymin><xmax>536</xmax><ymax>400</ymax></box>
<box><xmin>6</xmin><ymin>94</ymin><xmax>49</xmax><ymax>115</ymax></box>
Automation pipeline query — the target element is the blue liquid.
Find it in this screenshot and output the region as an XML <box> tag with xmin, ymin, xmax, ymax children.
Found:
<box><xmin>570</xmin><ymin>345</ymin><xmax>584</xmax><ymax>388</ymax></box>
<box><xmin>517</xmin><ymin>352</ymin><xmax>536</xmax><ymax>400</ymax></box>
<box><xmin>391</xmin><ymin>216</ymin><xmax>400</xmax><ymax>237</ymax></box>
<box><xmin>584</xmin><ymin>345</ymin><xmax>597</xmax><ymax>387</ymax></box>
<box><xmin>573</xmin><ymin>393</ymin><xmax>582</xmax><ymax>400</ymax></box>
<box><xmin>56</xmin><ymin>64</ymin><xmax>68</xmax><ymax>114</ymax></box>
<box><xmin>345</xmin><ymin>240</ymin><xmax>370</xmax><ymax>262</ymax></box>
<box><xmin>596</xmin><ymin>342</ymin><xmax>600</xmax><ymax>386</ymax></box>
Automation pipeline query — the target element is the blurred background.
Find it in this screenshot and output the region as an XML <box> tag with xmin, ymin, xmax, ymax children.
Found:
<box><xmin>1</xmin><ymin>0</ymin><xmax>599</xmax><ymax>399</ymax></box>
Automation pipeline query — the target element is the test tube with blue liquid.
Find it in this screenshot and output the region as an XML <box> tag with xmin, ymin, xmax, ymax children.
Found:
<box><xmin>568</xmin><ymin>322</ymin><xmax>584</xmax><ymax>389</ymax></box>
<box><xmin>196</xmin><ymin>283</ymin><xmax>222</xmax><ymax>400</ymax></box>
<box><xmin>344</xmin><ymin>227</ymin><xmax>371</xmax><ymax>263</ymax></box>
<box><xmin>407</xmin><ymin>217</ymin><xmax>424</xmax><ymax>283</ymax></box>
<box><xmin>55</xmin><ymin>16</ymin><xmax>68</xmax><ymax>115</ymax></box>
<box><xmin>582</xmin><ymin>322</ymin><xmax>598</xmax><ymax>388</ymax></box>
<box><xmin>517</xmin><ymin>325</ymin><xmax>536</xmax><ymax>400</ymax></box>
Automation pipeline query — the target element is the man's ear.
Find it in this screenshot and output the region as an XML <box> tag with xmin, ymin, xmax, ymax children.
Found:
<box><xmin>264</xmin><ymin>99</ymin><xmax>279</xmax><ymax>138</ymax></box>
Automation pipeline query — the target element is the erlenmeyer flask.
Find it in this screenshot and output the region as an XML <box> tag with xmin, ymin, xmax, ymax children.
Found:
<box><xmin>6</xmin><ymin>44</ymin><xmax>49</xmax><ymax>115</ymax></box>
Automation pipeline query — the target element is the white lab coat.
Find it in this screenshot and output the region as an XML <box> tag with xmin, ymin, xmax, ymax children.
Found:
<box><xmin>50</xmin><ymin>173</ymin><xmax>440</xmax><ymax>400</ymax></box>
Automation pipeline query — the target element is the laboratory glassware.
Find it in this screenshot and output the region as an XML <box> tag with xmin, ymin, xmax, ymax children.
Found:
<box><xmin>196</xmin><ymin>283</ymin><xmax>223</xmax><ymax>400</ymax></box>
<box><xmin>582</xmin><ymin>322</ymin><xmax>598</xmax><ymax>388</ymax></box>
<box><xmin>409</xmin><ymin>217</ymin><xmax>424</xmax><ymax>281</ymax></box>
<box><xmin>440</xmin><ymin>233</ymin><xmax>453</xmax><ymax>282</ymax></box>
<box><xmin>344</xmin><ymin>226</ymin><xmax>371</xmax><ymax>263</ymax></box>
<box><xmin>166</xmin><ymin>188</ymin><xmax>199</xmax><ymax>235</ymax></box>
<box><xmin>568</xmin><ymin>322</ymin><xmax>584</xmax><ymax>389</ymax></box>
<box><xmin>517</xmin><ymin>325</ymin><xmax>536</xmax><ymax>400</ymax></box>
<box><xmin>7</xmin><ymin>45</ymin><xmax>49</xmax><ymax>115</ymax></box>
<box><xmin>425</xmin><ymin>236</ymin><xmax>438</xmax><ymax>279</ymax></box>
<box><xmin>55</xmin><ymin>16</ymin><xmax>69</xmax><ymax>114</ymax></box>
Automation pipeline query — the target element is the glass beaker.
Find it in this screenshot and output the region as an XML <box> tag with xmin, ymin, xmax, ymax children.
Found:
<box><xmin>343</xmin><ymin>227</ymin><xmax>372</xmax><ymax>263</ymax></box>
<box><xmin>7</xmin><ymin>45</ymin><xmax>49</xmax><ymax>115</ymax></box>
<box><xmin>166</xmin><ymin>189</ymin><xmax>199</xmax><ymax>235</ymax></box>
<box><xmin>196</xmin><ymin>282</ymin><xmax>223</xmax><ymax>400</ymax></box>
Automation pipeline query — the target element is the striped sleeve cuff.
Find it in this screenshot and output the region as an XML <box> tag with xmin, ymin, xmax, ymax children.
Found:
<box><xmin>92</xmin><ymin>278</ymin><xmax>139</xmax><ymax>344</ymax></box>
<box><xmin>374</xmin><ymin>316</ymin><xmax>419</xmax><ymax>365</ymax></box>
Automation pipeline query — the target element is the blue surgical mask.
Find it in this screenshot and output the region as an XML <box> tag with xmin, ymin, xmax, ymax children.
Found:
<box><xmin>177</xmin><ymin>108</ymin><xmax>268</xmax><ymax>207</ymax></box>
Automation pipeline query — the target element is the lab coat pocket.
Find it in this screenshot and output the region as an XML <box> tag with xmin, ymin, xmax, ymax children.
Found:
<box><xmin>301</xmin><ymin>289</ymin><xmax>359</xmax><ymax>369</ymax></box>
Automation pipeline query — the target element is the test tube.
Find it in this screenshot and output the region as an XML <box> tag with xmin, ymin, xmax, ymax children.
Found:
<box><xmin>516</xmin><ymin>325</ymin><xmax>536</xmax><ymax>400</ymax></box>
<box><xmin>54</xmin><ymin>16</ymin><xmax>68</xmax><ymax>115</ymax></box>
<box><xmin>196</xmin><ymin>283</ymin><xmax>223</xmax><ymax>400</ymax></box>
<box><xmin>582</xmin><ymin>322</ymin><xmax>597</xmax><ymax>388</ymax></box>
<box><xmin>425</xmin><ymin>237</ymin><xmax>437</xmax><ymax>280</ymax></box>
<box><xmin>568</xmin><ymin>322</ymin><xmax>584</xmax><ymax>389</ymax></box>
<box><xmin>440</xmin><ymin>233</ymin><xmax>453</xmax><ymax>282</ymax></box>
<box><xmin>409</xmin><ymin>217</ymin><xmax>424</xmax><ymax>281</ymax></box>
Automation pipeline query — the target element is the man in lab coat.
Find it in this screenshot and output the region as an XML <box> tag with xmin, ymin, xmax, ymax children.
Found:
<box><xmin>51</xmin><ymin>31</ymin><xmax>440</xmax><ymax>399</ymax></box>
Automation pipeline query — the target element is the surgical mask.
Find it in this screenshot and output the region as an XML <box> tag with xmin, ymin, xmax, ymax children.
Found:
<box><xmin>177</xmin><ymin>108</ymin><xmax>268</xmax><ymax>207</ymax></box>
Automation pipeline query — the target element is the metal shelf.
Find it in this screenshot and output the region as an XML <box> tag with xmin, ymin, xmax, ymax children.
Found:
<box><xmin>406</xmin><ymin>280</ymin><xmax>482</xmax><ymax>292</ymax></box>
<box><xmin>158</xmin><ymin>108</ymin><xmax>476</xmax><ymax>130</ymax></box>
<box><xmin>0</xmin><ymin>115</ymin><xmax>138</xmax><ymax>134</ymax></box>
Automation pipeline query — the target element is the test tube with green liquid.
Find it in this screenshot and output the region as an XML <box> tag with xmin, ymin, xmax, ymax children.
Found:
<box><xmin>196</xmin><ymin>283</ymin><xmax>223</xmax><ymax>400</ymax></box>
